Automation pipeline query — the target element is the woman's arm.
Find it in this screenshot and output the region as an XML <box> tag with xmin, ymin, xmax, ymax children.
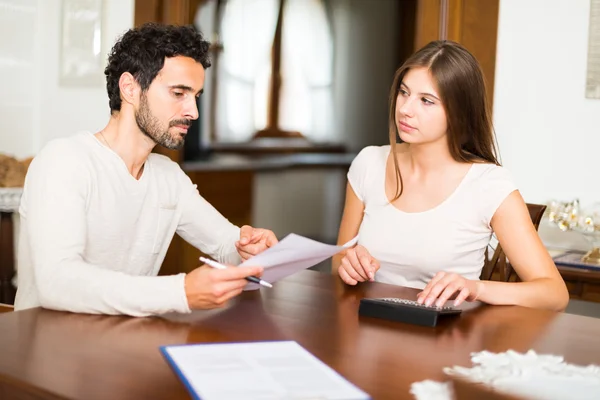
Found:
<box><xmin>418</xmin><ymin>191</ymin><xmax>569</xmax><ymax>311</ymax></box>
<box><xmin>479</xmin><ymin>191</ymin><xmax>569</xmax><ymax>310</ymax></box>
<box><xmin>332</xmin><ymin>183</ymin><xmax>365</xmax><ymax>275</ymax></box>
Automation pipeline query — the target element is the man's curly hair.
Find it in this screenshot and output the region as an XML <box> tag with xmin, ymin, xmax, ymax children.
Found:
<box><xmin>104</xmin><ymin>23</ymin><xmax>211</xmax><ymax>113</ymax></box>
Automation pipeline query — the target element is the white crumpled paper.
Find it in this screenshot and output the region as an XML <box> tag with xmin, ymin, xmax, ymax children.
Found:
<box><xmin>410</xmin><ymin>350</ymin><xmax>600</xmax><ymax>400</ymax></box>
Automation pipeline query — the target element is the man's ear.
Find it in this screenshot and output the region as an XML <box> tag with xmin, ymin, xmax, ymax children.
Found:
<box><xmin>118</xmin><ymin>72</ymin><xmax>140</xmax><ymax>106</ymax></box>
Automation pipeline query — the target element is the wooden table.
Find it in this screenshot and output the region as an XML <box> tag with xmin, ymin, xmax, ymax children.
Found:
<box><xmin>1</xmin><ymin>270</ymin><xmax>600</xmax><ymax>400</ymax></box>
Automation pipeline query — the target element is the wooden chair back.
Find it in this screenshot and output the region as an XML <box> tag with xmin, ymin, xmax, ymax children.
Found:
<box><xmin>480</xmin><ymin>203</ymin><xmax>547</xmax><ymax>282</ymax></box>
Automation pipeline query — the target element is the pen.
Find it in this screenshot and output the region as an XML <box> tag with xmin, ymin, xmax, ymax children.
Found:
<box><xmin>199</xmin><ymin>257</ymin><xmax>273</xmax><ymax>288</ymax></box>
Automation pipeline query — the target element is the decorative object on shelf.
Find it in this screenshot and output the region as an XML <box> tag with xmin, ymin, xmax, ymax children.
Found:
<box><xmin>411</xmin><ymin>350</ymin><xmax>600</xmax><ymax>400</ymax></box>
<box><xmin>547</xmin><ymin>199</ymin><xmax>600</xmax><ymax>266</ymax></box>
<box><xmin>547</xmin><ymin>198</ymin><xmax>580</xmax><ymax>231</ymax></box>
<box><xmin>552</xmin><ymin>251</ymin><xmax>600</xmax><ymax>271</ymax></box>
<box><xmin>0</xmin><ymin>154</ymin><xmax>32</xmax><ymax>189</ymax></box>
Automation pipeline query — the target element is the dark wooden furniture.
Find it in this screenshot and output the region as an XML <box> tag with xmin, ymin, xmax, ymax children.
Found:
<box><xmin>0</xmin><ymin>211</ymin><xmax>16</xmax><ymax>304</ymax></box>
<box><xmin>2</xmin><ymin>270</ymin><xmax>600</xmax><ymax>400</ymax></box>
<box><xmin>556</xmin><ymin>264</ymin><xmax>600</xmax><ymax>302</ymax></box>
<box><xmin>481</xmin><ymin>203</ymin><xmax>547</xmax><ymax>282</ymax></box>
<box><xmin>0</xmin><ymin>304</ymin><xmax>12</xmax><ymax>313</ymax></box>
<box><xmin>412</xmin><ymin>0</ymin><xmax>500</xmax><ymax>107</ymax></box>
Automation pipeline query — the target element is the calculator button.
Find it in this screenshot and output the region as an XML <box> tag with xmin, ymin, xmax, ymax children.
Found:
<box><xmin>380</xmin><ymin>298</ymin><xmax>455</xmax><ymax>310</ymax></box>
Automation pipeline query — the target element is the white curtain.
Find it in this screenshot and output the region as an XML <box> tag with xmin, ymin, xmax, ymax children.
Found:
<box><xmin>279</xmin><ymin>0</ymin><xmax>334</xmax><ymax>141</ymax></box>
<box><xmin>204</xmin><ymin>0</ymin><xmax>334</xmax><ymax>142</ymax></box>
<box><xmin>217</xmin><ymin>0</ymin><xmax>278</xmax><ymax>142</ymax></box>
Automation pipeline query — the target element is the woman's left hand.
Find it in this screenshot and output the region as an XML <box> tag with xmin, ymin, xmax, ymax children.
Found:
<box><xmin>417</xmin><ymin>271</ymin><xmax>483</xmax><ymax>307</ymax></box>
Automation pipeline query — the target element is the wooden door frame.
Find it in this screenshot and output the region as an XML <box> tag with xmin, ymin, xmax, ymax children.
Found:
<box><xmin>414</xmin><ymin>0</ymin><xmax>500</xmax><ymax>107</ymax></box>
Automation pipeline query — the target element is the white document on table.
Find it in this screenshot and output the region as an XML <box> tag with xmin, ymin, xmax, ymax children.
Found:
<box><xmin>161</xmin><ymin>341</ymin><xmax>370</xmax><ymax>400</ymax></box>
<box><xmin>240</xmin><ymin>234</ymin><xmax>359</xmax><ymax>290</ymax></box>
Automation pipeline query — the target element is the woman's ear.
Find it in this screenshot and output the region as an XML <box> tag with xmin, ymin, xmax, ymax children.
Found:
<box><xmin>118</xmin><ymin>72</ymin><xmax>140</xmax><ymax>107</ymax></box>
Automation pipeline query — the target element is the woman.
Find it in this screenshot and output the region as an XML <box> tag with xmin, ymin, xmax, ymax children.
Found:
<box><xmin>332</xmin><ymin>40</ymin><xmax>568</xmax><ymax>311</ymax></box>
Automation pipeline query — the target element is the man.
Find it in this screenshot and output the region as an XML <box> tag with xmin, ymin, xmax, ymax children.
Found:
<box><xmin>15</xmin><ymin>23</ymin><xmax>277</xmax><ymax>317</ymax></box>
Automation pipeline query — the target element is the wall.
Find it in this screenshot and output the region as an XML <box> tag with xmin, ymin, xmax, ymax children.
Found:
<box><xmin>0</xmin><ymin>0</ymin><xmax>134</xmax><ymax>158</ymax></box>
<box><xmin>494</xmin><ymin>0</ymin><xmax>599</xmax><ymax>207</ymax></box>
<box><xmin>1</xmin><ymin>0</ymin><xmax>37</xmax><ymax>158</ymax></box>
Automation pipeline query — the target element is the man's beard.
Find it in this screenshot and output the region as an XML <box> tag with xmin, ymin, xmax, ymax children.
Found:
<box><xmin>135</xmin><ymin>94</ymin><xmax>191</xmax><ymax>150</ymax></box>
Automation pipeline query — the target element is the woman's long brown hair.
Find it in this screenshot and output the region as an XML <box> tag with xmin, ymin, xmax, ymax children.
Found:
<box><xmin>388</xmin><ymin>40</ymin><xmax>500</xmax><ymax>200</ymax></box>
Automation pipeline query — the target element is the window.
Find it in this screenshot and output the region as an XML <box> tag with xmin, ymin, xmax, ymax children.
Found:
<box><xmin>195</xmin><ymin>0</ymin><xmax>334</xmax><ymax>144</ymax></box>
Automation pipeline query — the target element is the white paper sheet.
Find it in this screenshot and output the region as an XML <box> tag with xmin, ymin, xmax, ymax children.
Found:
<box><xmin>240</xmin><ymin>234</ymin><xmax>359</xmax><ymax>290</ymax></box>
<box><xmin>162</xmin><ymin>341</ymin><xmax>370</xmax><ymax>400</ymax></box>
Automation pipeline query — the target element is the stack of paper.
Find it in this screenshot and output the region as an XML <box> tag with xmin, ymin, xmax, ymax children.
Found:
<box><xmin>161</xmin><ymin>341</ymin><xmax>370</xmax><ymax>400</ymax></box>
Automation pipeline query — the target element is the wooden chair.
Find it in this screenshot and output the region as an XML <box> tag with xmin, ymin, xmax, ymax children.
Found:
<box><xmin>480</xmin><ymin>203</ymin><xmax>547</xmax><ymax>282</ymax></box>
<box><xmin>0</xmin><ymin>302</ymin><xmax>14</xmax><ymax>313</ymax></box>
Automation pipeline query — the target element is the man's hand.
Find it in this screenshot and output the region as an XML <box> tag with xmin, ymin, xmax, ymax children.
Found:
<box><xmin>235</xmin><ymin>225</ymin><xmax>278</xmax><ymax>261</ymax></box>
<box><xmin>184</xmin><ymin>264</ymin><xmax>264</xmax><ymax>309</ymax></box>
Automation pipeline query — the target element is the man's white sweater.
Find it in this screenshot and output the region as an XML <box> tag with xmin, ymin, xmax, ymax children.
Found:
<box><xmin>15</xmin><ymin>132</ymin><xmax>241</xmax><ymax>316</ymax></box>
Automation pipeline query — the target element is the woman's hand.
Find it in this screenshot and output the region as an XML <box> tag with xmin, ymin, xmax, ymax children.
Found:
<box><xmin>337</xmin><ymin>245</ymin><xmax>380</xmax><ymax>285</ymax></box>
<box><xmin>417</xmin><ymin>271</ymin><xmax>484</xmax><ymax>307</ymax></box>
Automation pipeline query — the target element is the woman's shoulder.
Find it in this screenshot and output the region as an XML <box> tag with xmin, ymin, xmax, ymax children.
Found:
<box><xmin>466</xmin><ymin>163</ymin><xmax>518</xmax><ymax>217</ymax></box>
<box><xmin>352</xmin><ymin>145</ymin><xmax>390</xmax><ymax>166</ymax></box>
<box><xmin>347</xmin><ymin>145</ymin><xmax>390</xmax><ymax>202</ymax></box>
<box><xmin>469</xmin><ymin>162</ymin><xmax>514</xmax><ymax>183</ymax></box>
<box><xmin>463</xmin><ymin>163</ymin><xmax>517</xmax><ymax>201</ymax></box>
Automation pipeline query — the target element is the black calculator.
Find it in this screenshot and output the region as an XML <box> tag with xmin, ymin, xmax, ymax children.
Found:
<box><xmin>358</xmin><ymin>297</ymin><xmax>462</xmax><ymax>327</ymax></box>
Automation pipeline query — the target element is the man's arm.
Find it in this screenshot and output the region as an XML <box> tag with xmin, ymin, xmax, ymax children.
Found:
<box><xmin>24</xmin><ymin>144</ymin><xmax>190</xmax><ymax>316</ymax></box>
